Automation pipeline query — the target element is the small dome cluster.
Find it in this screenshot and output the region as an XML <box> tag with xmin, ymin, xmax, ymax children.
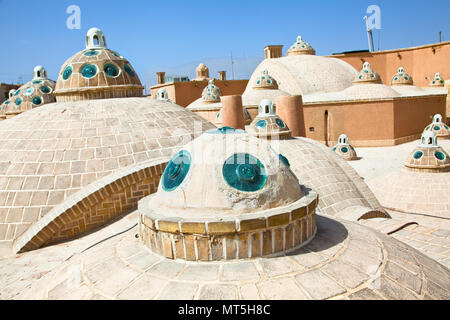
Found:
<box><xmin>54</xmin><ymin>28</ymin><xmax>143</xmax><ymax>102</ymax></box>
<box><xmin>332</xmin><ymin>134</ymin><xmax>358</xmax><ymax>161</ymax></box>
<box><xmin>247</xmin><ymin>99</ymin><xmax>291</xmax><ymax>139</ymax></box>
<box><xmin>201</xmin><ymin>79</ymin><xmax>222</xmax><ymax>103</ymax></box>
<box><xmin>253</xmin><ymin>69</ymin><xmax>278</xmax><ymax>89</ymax></box>
<box><xmin>429</xmin><ymin>72</ymin><xmax>445</xmax><ymax>87</ymax></box>
<box><xmin>286</xmin><ymin>36</ymin><xmax>316</xmax><ymax>56</ymax></box>
<box><xmin>0</xmin><ymin>66</ymin><xmax>56</xmax><ymax>119</ymax></box>
<box><xmin>353</xmin><ymin>62</ymin><xmax>382</xmax><ymax>84</ymax></box>
<box><xmin>405</xmin><ymin>131</ymin><xmax>450</xmax><ymax>172</ymax></box>
<box><xmin>391</xmin><ymin>66</ymin><xmax>413</xmax><ymax>85</ymax></box>
<box><xmin>423</xmin><ymin>114</ymin><xmax>450</xmax><ymax>139</ymax></box>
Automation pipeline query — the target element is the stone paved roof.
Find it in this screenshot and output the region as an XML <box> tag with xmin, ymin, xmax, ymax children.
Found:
<box><xmin>1</xmin><ymin>211</ymin><xmax>448</xmax><ymax>300</ymax></box>
<box><xmin>0</xmin><ymin>97</ymin><xmax>215</xmax><ymax>248</ymax></box>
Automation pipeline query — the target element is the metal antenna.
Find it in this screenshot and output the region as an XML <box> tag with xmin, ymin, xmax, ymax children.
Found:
<box><xmin>363</xmin><ymin>16</ymin><xmax>374</xmax><ymax>52</ymax></box>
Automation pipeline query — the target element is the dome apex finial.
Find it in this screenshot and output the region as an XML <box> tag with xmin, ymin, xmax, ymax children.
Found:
<box><xmin>86</xmin><ymin>27</ymin><xmax>107</xmax><ymax>49</ymax></box>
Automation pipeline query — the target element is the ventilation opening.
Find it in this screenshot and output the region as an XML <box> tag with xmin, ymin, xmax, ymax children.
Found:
<box><xmin>265</xmin><ymin>106</ymin><xmax>269</xmax><ymax>113</ymax></box>
<box><xmin>94</xmin><ymin>35</ymin><xmax>99</xmax><ymax>45</ymax></box>
<box><xmin>37</xmin><ymin>71</ymin><xmax>41</xmax><ymax>77</ymax></box>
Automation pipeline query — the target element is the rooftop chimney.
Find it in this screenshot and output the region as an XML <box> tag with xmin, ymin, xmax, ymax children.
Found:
<box><xmin>157</xmin><ymin>72</ymin><xmax>165</xmax><ymax>85</ymax></box>
<box><xmin>218</xmin><ymin>71</ymin><xmax>226</xmax><ymax>81</ymax></box>
<box><xmin>264</xmin><ymin>45</ymin><xmax>283</xmax><ymax>59</ymax></box>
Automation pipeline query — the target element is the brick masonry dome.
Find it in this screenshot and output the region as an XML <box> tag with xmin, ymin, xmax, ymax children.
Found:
<box><xmin>0</xmin><ymin>65</ymin><xmax>56</xmax><ymax>119</ymax></box>
<box><xmin>429</xmin><ymin>72</ymin><xmax>445</xmax><ymax>87</ymax></box>
<box><xmin>201</xmin><ymin>79</ymin><xmax>221</xmax><ymax>103</ymax></box>
<box><xmin>404</xmin><ymin>131</ymin><xmax>450</xmax><ymax>172</ymax></box>
<box><xmin>253</xmin><ymin>70</ymin><xmax>279</xmax><ymax>89</ymax></box>
<box><xmin>247</xmin><ymin>99</ymin><xmax>291</xmax><ymax>139</ymax></box>
<box><xmin>391</xmin><ymin>66</ymin><xmax>413</xmax><ymax>85</ymax></box>
<box><xmin>423</xmin><ymin>114</ymin><xmax>450</xmax><ymax>139</ymax></box>
<box><xmin>353</xmin><ymin>62</ymin><xmax>382</xmax><ymax>84</ymax></box>
<box><xmin>0</xmin><ymin>97</ymin><xmax>215</xmax><ymax>250</ymax></box>
<box><xmin>286</xmin><ymin>35</ymin><xmax>316</xmax><ymax>56</ymax></box>
<box><xmin>54</xmin><ymin>27</ymin><xmax>144</xmax><ymax>102</ymax></box>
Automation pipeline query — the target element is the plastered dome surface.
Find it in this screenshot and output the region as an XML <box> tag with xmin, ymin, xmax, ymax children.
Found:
<box><xmin>369</xmin><ymin>134</ymin><xmax>450</xmax><ymax>218</ymax></box>
<box><xmin>0</xmin><ymin>97</ymin><xmax>215</xmax><ymax>249</ymax></box>
<box><xmin>245</xmin><ymin>54</ymin><xmax>357</xmax><ymax>96</ymax></box>
<box><xmin>54</xmin><ymin>28</ymin><xmax>143</xmax><ymax>102</ymax></box>
<box><xmin>0</xmin><ymin>66</ymin><xmax>56</xmax><ymax>119</ymax></box>
<box><xmin>147</xmin><ymin>128</ymin><xmax>302</xmax><ymax>216</ymax></box>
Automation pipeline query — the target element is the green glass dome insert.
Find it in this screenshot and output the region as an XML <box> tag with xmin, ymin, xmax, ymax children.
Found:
<box><xmin>15</xmin><ymin>98</ymin><xmax>22</xmax><ymax>106</ymax></box>
<box><xmin>32</xmin><ymin>96</ymin><xmax>42</xmax><ymax>105</ymax></box>
<box><xmin>14</xmin><ymin>90</ymin><xmax>21</xmax><ymax>96</ymax></box>
<box><xmin>40</xmin><ymin>86</ymin><xmax>51</xmax><ymax>94</ymax></box>
<box><xmin>222</xmin><ymin>153</ymin><xmax>266</xmax><ymax>192</ymax></box>
<box><xmin>24</xmin><ymin>87</ymin><xmax>34</xmax><ymax>96</ymax></box>
<box><xmin>104</xmin><ymin>64</ymin><xmax>120</xmax><ymax>78</ymax></box>
<box><xmin>413</xmin><ymin>151</ymin><xmax>423</xmax><ymax>159</ymax></box>
<box><xmin>4</xmin><ymin>100</ymin><xmax>9</xmax><ymax>105</ymax></box>
<box><xmin>435</xmin><ymin>151</ymin><xmax>445</xmax><ymax>161</ymax></box>
<box><xmin>32</xmin><ymin>80</ymin><xmax>42</xmax><ymax>84</ymax></box>
<box><xmin>275</xmin><ymin>118</ymin><xmax>286</xmax><ymax>128</ymax></box>
<box><xmin>256</xmin><ymin>119</ymin><xmax>267</xmax><ymax>129</ymax></box>
<box><xmin>206</xmin><ymin>127</ymin><xmax>245</xmax><ymax>134</ymax></box>
<box><xmin>81</xmin><ymin>64</ymin><xmax>98</xmax><ymax>78</ymax></box>
<box><xmin>62</xmin><ymin>66</ymin><xmax>72</xmax><ymax>80</ymax></box>
<box><xmin>162</xmin><ymin>150</ymin><xmax>191</xmax><ymax>191</ymax></box>
<box><xmin>84</xmin><ymin>50</ymin><xmax>99</xmax><ymax>56</ymax></box>
<box><xmin>279</xmin><ymin>154</ymin><xmax>290</xmax><ymax>167</ymax></box>
<box><xmin>341</xmin><ymin>147</ymin><xmax>349</xmax><ymax>153</ymax></box>
<box><xmin>124</xmin><ymin>64</ymin><xmax>135</xmax><ymax>77</ymax></box>
<box><xmin>434</xmin><ymin>126</ymin><xmax>441</xmax><ymax>131</ymax></box>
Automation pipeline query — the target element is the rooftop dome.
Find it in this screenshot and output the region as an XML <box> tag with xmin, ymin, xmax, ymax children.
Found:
<box><xmin>353</xmin><ymin>62</ymin><xmax>382</xmax><ymax>84</ymax></box>
<box><xmin>404</xmin><ymin>131</ymin><xmax>450</xmax><ymax>172</ymax></box>
<box><xmin>245</xmin><ymin>55</ymin><xmax>357</xmax><ymax>96</ymax></box>
<box><xmin>429</xmin><ymin>72</ymin><xmax>445</xmax><ymax>87</ymax></box>
<box><xmin>0</xmin><ymin>97</ymin><xmax>215</xmax><ymax>250</ymax></box>
<box><xmin>332</xmin><ymin>134</ymin><xmax>358</xmax><ymax>161</ymax></box>
<box><xmin>247</xmin><ymin>99</ymin><xmax>291</xmax><ymax>139</ymax></box>
<box><xmin>195</xmin><ymin>63</ymin><xmax>210</xmax><ymax>81</ymax></box>
<box><xmin>54</xmin><ymin>27</ymin><xmax>143</xmax><ymax>102</ymax></box>
<box><xmin>139</xmin><ymin>129</ymin><xmax>318</xmax><ymax>261</ymax></box>
<box><xmin>0</xmin><ymin>66</ymin><xmax>56</xmax><ymax>120</ymax></box>
<box><xmin>423</xmin><ymin>114</ymin><xmax>450</xmax><ymax>139</ymax></box>
<box><xmin>391</xmin><ymin>66</ymin><xmax>413</xmax><ymax>86</ymax></box>
<box><xmin>201</xmin><ymin>79</ymin><xmax>221</xmax><ymax>103</ymax></box>
<box><xmin>286</xmin><ymin>35</ymin><xmax>316</xmax><ymax>56</ymax></box>
<box><xmin>242</xmin><ymin>69</ymin><xmax>289</xmax><ymax>107</ymax></box>
<box><xmin>253</xmin><ymin>69</ymin><xmax>278</xmax><ymax>89</ymax></box>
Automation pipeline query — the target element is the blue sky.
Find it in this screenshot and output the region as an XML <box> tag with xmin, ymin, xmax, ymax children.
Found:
<box><xmin>0</xmin><ymin>0</ymin><xmax>448</xmax><ymax>90</ymax></box>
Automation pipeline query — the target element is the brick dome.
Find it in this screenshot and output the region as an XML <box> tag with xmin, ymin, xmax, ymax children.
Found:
<box><xmin>405</xmin><ymin>131</ymin><xmax>450</xmax><ymax>172</ymax></box>
<box><xmin>0</xmin><ymin>97</ymin><xmax>215</xmax><ymax>250</ymax></box>
<box><xmin>54</xmin><ymin>27</ymin><xmax>143</xmax><ymax>102</ymax></box>
<box><xmin>353</xmin><ymin>62</ymin><xmax>382</xmax><ymax>84</ymax></box>
<box><xmin>391</xmin><ymin>66</ymin><xmax>413</xmax><ymax>86</ymax></box>
<box><xmin>423</xmin><ymin>114</ymin><xmax>450</xmax><ymax>139</ymax></box>
<box><xmin>0</xmin><ymin>66</ymin><xmax>56</xmax><ymax>120</ymax></box>
<box><xmin>287</xmin><ymin>35</ymin><xmax>316</xmax><ymax>56</ymax></box>
<box><xmin>247</xmin><ymin>99</ymin><xmax>291</xmax><ymax>139</ymax></box>
<box><xmin>201</xmin><ymin>79</ymin><xmax>221</xmax><ymax>103</ymax></box>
